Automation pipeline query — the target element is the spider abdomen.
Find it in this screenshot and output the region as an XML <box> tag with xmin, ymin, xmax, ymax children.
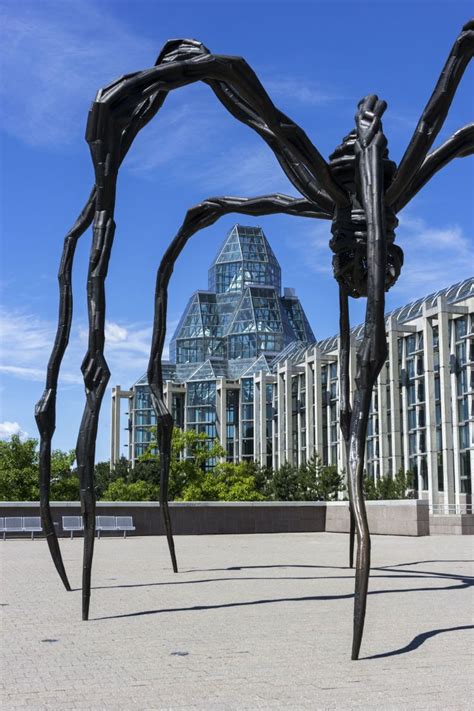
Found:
<box><xmin>328</xmin><ymin>131</ymin><xmax>403</xmax><ymax>298</ymax></box>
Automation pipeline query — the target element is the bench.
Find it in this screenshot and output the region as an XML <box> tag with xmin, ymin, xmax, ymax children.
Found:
<box><xmin>61</xmin><ymin>515</ymin><xmax>136</xmax><ymax>538</ymax></box>
<box><xmin>62</xmin><ymin>516</ymin><xmax>84</xmax><ymax>539</ymax></box>
<box><xmin>1</xmin><ymin>516</ymin><xmax>42</xmax><ymax>540</ymax></box>
<box><xmin>96</xmin><ymin>515</ymin><xmax>135</xmax><ymax>538</ymax></box>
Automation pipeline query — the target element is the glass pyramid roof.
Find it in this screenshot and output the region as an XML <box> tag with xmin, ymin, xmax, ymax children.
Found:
<box><xmin>208</xmin><ymin>224</ymin><xmax>281</xmax><ymax>295</ymax></box>
<box><xmin>168</xmin><ymin>223</ymin><xmax>316</xmax><ymax>374</ymax></box>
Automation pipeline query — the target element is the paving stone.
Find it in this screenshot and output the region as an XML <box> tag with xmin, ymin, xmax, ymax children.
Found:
<box><xmin>1</xmin><ymin>533</ymin><xmax>473</xmax><ymax>709</ymax></box>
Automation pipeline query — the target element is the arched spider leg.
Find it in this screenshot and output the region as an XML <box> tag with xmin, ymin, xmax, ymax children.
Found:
<box><xmin>350</xmin><ymin>95</ymin><xmax>390</xmax><ymax>660</ymax></box>
<box><xmin>94</xmin><ymin>38</ymin><xmax>348</xmax><ymax>212</ymax></box>
<box><xmin>394</xmin><ymin>122</ymin><xmax>474</xmax><ymax>213</ymax></box>
<box><xmin>338</xmin><ymin>284</ymin><xmax>355</xmax><ymax>569</ymax></box>
<box><xmin>74</xmin><ymin>36</ymin><xmax>340</xmax><ymax>619</ymax></box>
<box><xmin>148</xmin><ymin>193</ymin><xmax>331</xmax><ymax>573</ymax></box>
<box><xmin>34</xmin><ymin>88</ymin><xmax>170</xmax><ymax>593</ymax></box>
<box><xmin>386</xmin><ymin>19</ymin><xmax>473</xmax><ymax>207</ymax></box>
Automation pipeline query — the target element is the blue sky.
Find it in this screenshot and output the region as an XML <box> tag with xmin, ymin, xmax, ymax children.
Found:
<box><xmin>0</xmin><ymin>0</ymin><xmax>473</xmax><ymax>462</ymax></box>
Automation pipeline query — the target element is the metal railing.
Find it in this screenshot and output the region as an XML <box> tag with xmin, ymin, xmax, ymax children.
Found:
<box><xmin>430</xmin><ymin>503</ymin><xmax>473</xmax><ymax>515</ymax></box>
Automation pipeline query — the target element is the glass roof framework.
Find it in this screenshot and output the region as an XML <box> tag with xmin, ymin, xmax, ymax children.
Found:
<box><xmin>209</xmin><ymin>225</ymin><xmax>282</xmax><ymax>295</ymax></box>
<box><xmin>168</xmin><ymin>223</ymin><xmax>316</xmax><ymax>374</ymax></box>
<box><xmin>301</xmin><ymin>277</ymin><xmax>474</xmax><ymax>359</ymax></box>
<box><xmin>169</xmin><ymin>292</ymin><xmax>225</xmax><ymax>364</ymax></box>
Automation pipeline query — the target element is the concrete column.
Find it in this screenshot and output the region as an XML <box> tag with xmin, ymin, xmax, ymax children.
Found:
<box><xmin>216</xmin><ymin>378</ymin><xmax>227</xmax><ymax>462</ymax></box>
<box><xmin>293</xmin><ymin>366</ymin><xmax>308</xmax><ymax>466</ymax></box>
<box><xmin>377</xmin><ymin>362</ymin><xmax>390</xmax><ymax>480</ymax></box>
<box><xmin>277</xmin><ymin>367</ymin><xmax>285</xmax><ymax>466</ymax></box>
<box><xmin>387</xmin><ymin>319</ymin><xmax>403</xmax><ymax>475</ymax></box>
<box><xmin>449</xmin><ymin>317</ymin><xmax>462</xmax><ymax>510</ymax></box>
<box><xmin>255</xmin><ymin>373</ymin><xmax>268</xmax><ymax>467</ymax></box>
<box><xmin>422</xmin><ymin>307</ymin><xmax>438</xmax><ymax>510</ymax></box>
<box><xmin>110</xmin><ymin>386</ymin><xmax>121</xmax><ymax>468</ymax></box>
<box><xmin>111</xmin><ymin>385</ymin><xmax>134</xmax><ymax>468</ymax></box>
<box><xmin>284</xmin><ymin>362</ymin><xmax>293</xmax><ymax>465</ymax></box>
<box><xmin>305</xmin><ymin>354</ymin><xmax>315</xmax><ymax>459</ymax></box>
<box><xmin>437</xmin><ymin>297</ymin><xmax>455</xmax><ymax>512</ymax></box>
<box><xmin>313</xmin><ymin>347</ymin><xmax>324</xmax><ymax>459</ymax></box>
<box><xmin>400</xmin><ymin>337</ymin><xmax>410</xmax><ymax>472</ymax></box>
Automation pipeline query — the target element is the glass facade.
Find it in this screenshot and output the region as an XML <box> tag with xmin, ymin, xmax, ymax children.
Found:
<box><xmin>112</xmin><ymin>234</ymin><xmax>473</xmax><ymax>515</ymax></box>
<box><xmin>123</xmin><ymin>223</ymin><xmax>315</xmax><ymax>464</ymax></box>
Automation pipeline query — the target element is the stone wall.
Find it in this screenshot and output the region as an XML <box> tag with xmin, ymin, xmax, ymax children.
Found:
<box><xmin>0</xmin><ymin>501</ymin><xmax>327</xmax><ymax>537</ymax></box>
<box><xmin>0</xmin><ymin>500</ymin><xmax>439</xmax><ymax>537</ymax></box>
<box><xmin>325</xmin><ymin>500</ymin><xmax>430</xmax><ymax>536</ymax></box>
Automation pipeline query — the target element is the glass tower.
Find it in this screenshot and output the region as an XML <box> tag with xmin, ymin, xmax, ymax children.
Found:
<box><xmin>126</xmin><ymin>224</ymin><xmax>316</xmax><ymax>462</ymax></box>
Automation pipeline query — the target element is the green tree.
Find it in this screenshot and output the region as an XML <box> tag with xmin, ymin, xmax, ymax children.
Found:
<box><xmin>364</xmin><ymin>469</ymin><xmax>414</xmax><ymax>500</ymax></box>
<box><xmin>0</xmin><ymin>435</ymin><xmax>39</xmax><ymax>500</ymax></box>
<box><xmin>268</xmin><ymin>461</ymin><xmax>302</xmax><ymax>500</ymax></box>
<box><xmin>181</xmin><ymin>461</ymin><xmax>266</xmax><ymax>501</ymax></box>
<box><xmin>102</xmin><ymin>477</ymin><xmax>159</xmax><ymax>501</ymax></box>
<box><xmin>50</xmin><ymin>449</ymin><xmax>78</xmax><ymax>500</ymax></box>
<box><xmin>300</xmin><ymin>455</ymin><xmax>344</xmax><ymax>501</ymax></box>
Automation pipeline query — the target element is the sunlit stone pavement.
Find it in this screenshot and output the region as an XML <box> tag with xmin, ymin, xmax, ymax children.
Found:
<box><xmin>1</xmin><ymin>532</ymin><xmax>473</xmax><ymax>710</ymax></box>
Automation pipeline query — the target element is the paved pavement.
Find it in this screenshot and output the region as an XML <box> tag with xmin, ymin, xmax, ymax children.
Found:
<box><xmin>1</xmin><ymin>532</ymin><xmax>473</xmax><ymax>710</ymax></box>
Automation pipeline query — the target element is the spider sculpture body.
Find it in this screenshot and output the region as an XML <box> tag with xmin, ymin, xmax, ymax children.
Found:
<box><xmin>36</xmin><ymin>20</ymin><xmax>473</xmax><ymax>660</ymax></box>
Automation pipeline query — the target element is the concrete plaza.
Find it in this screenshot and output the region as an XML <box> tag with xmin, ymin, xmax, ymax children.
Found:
<box><xmin>1</xmin><ymin>533</ymin><xmax>473</xmax><ymax>710</ymax></box>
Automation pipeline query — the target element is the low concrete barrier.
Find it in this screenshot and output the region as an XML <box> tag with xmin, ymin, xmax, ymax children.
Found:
<box><xmin>0</xmin><ymin>499</ymin><xmax>433</xmax><ymax>536</ymax></box>
<box><xmin>325</xmin><ymin>500</ymin><xmax>430</xmax><ymax>536</ymax></box>
<box><xmin>429</xmin><ymin>513</ymin><xmax>474</xmax><ymax>535</ymax></box>
<box><xmin>0</xmin><ymin>501</ymin><xmax>327</xmax><ymax>537</ymax></box>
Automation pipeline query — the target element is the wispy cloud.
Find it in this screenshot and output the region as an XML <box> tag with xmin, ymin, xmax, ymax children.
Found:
<box><xmin>281</xmin><ymin>211</ymin><xmax>473</xmax><ymax>307</ymax></box>
<box><xmin>285</xmin><ymin>219</ymin><xmax>333</xmax><ymax>276</ymax></box>
<box><xmin>263</xmin><ymin>75</ymin><xmax>342</xmax><ymax>106</ymax></box>
<box><xmin>124</xmin><ymin>100</ymin><xmax>220</xmax><ymax>177</ymax></box>
<box><xmin>0</xmin><ymin>365</ymin><xmax>82</xmax><ymax>385</ymax></box>
<box><xmin>0</xmin><ymin>309</ymin><xmax>178</xmax><ymax>388</ymax></box>
<box><xmin>0</xmin><ymin>421</ymin><xmax>28</xmax><ymax>440</ymax></box>
<box><xmin>393</xmin><ymin>213</ymin><xmax>473</xmax><ymax>301</ymax></box>
<box><xmin>198</xmin><ymin>144</ymin><xmax>299</xmax><ymax>196</ymax></box>
<box><xmin>0</xmin><ymin>307</ymin><xmax>83</xmax><ymax>385</ymax></box>
<box><xmin>0</xmin><ymin>0</ymin><xmax>155</xmax><ymax>146</ymax></box>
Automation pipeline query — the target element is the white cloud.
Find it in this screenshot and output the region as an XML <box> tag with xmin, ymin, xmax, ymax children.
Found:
<box><xmin>0</xmin><ymin>421</ymin><xmax>28</xmax><ymax>440</ymax></box>
<box><xmin>280</xmin><ymin>211</ymin><xmax>473</xmax><ymax>308</ymax></box>
<box><xmin>104</xmin><ymin>322</ymin><xmax>128</xmax><ymax>344</ymax></box>
<box><xmin>197</xmin><ymin>144</ymin><xmax>298</xmax><ymax>196</ymax></box>
<box><xmin>285</xmin><ymin>219</ymin><xmax>333</xmax><ymax>276</ymax></box>
<box><xmin>0</xmin><ymin>365</ymin><xmax>82</xmax><ymax>385</ymax></box>
<box><xmin>393</xmin><ymin>214</ymin><xmax>473</xmax><ymax>301</ymax></box>
<box><xmin>0</xmin><ymin>305</ymin><xmax>179</xmax><ymax>390</ymax></box>
<box><xmin>124</xmin><ymin>100</ymin><xmax>220</xmax><ymax>176</ymax></box>
<box><xmin>263</xmin><ymin>76</ymin><xmax>341</xmax><ymax>106</ymax></box>
<box><xmin>0</xmin><ymin>0</ymin><xmax>155</xmax><ymax>147</ymax></box>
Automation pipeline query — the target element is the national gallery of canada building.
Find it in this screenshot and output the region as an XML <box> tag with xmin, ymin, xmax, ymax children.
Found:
<box><xmin>111</xmin><ymin>224</ymin><xmax>474</xmax><ymax>514</ymax></box>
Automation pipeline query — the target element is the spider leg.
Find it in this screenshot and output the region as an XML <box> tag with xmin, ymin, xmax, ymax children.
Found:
<box><xmin>66</xmin><ymin>35</ymin><xmax>342</xmax><ymax>618</ymax></box>
<box><xmin>76</xmin><ymin>92</ymin><xmax>173</xmax><ymax>620</ymax></box>
<box><xmin>393</xmin><ymin>123</ymin><xmax>474</xmax><ymax>212</ymax></box>
<box><xmin>349</xmin><ymin>95</ymin><xmax>390</xmax><ymax>660</ymax></box>
<box><xmin>386</xmin><ymin>20</ymin><xmax>473</xmax><ymax>207</ymax></box>
<box><xmin>35</xmin><ymin>188</ymin><xmax>96</xmax><ymax>592</ymax></box>
<box><xmin>148</xmin><ymin>193</ymin><xmax>330</xmax><ymax>572</ymax></box>
<box><xmin>94</xmin><ymin>39</ymin><xmax>349</xmax><ymax>212</ymax></box>
<box><xmin>34</xmin><ymin>88</ymin><xmax>168</xmax><ymax>594</ymax></box>
<box><xmin>338</xmin><ymin>284</ymin><xmax>355</xmax><ymax>568</ymax></box>
<box><xmin>76</xmin><ymin>89</ymin><xmax>134</xmax><ymax>620</ymax></box>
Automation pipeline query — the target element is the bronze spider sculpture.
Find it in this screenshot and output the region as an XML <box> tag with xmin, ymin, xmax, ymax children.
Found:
<box><xmin>36</xmin><ymin>20</ymin><xmax>473</xmax><ymax>659</ymax></box>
